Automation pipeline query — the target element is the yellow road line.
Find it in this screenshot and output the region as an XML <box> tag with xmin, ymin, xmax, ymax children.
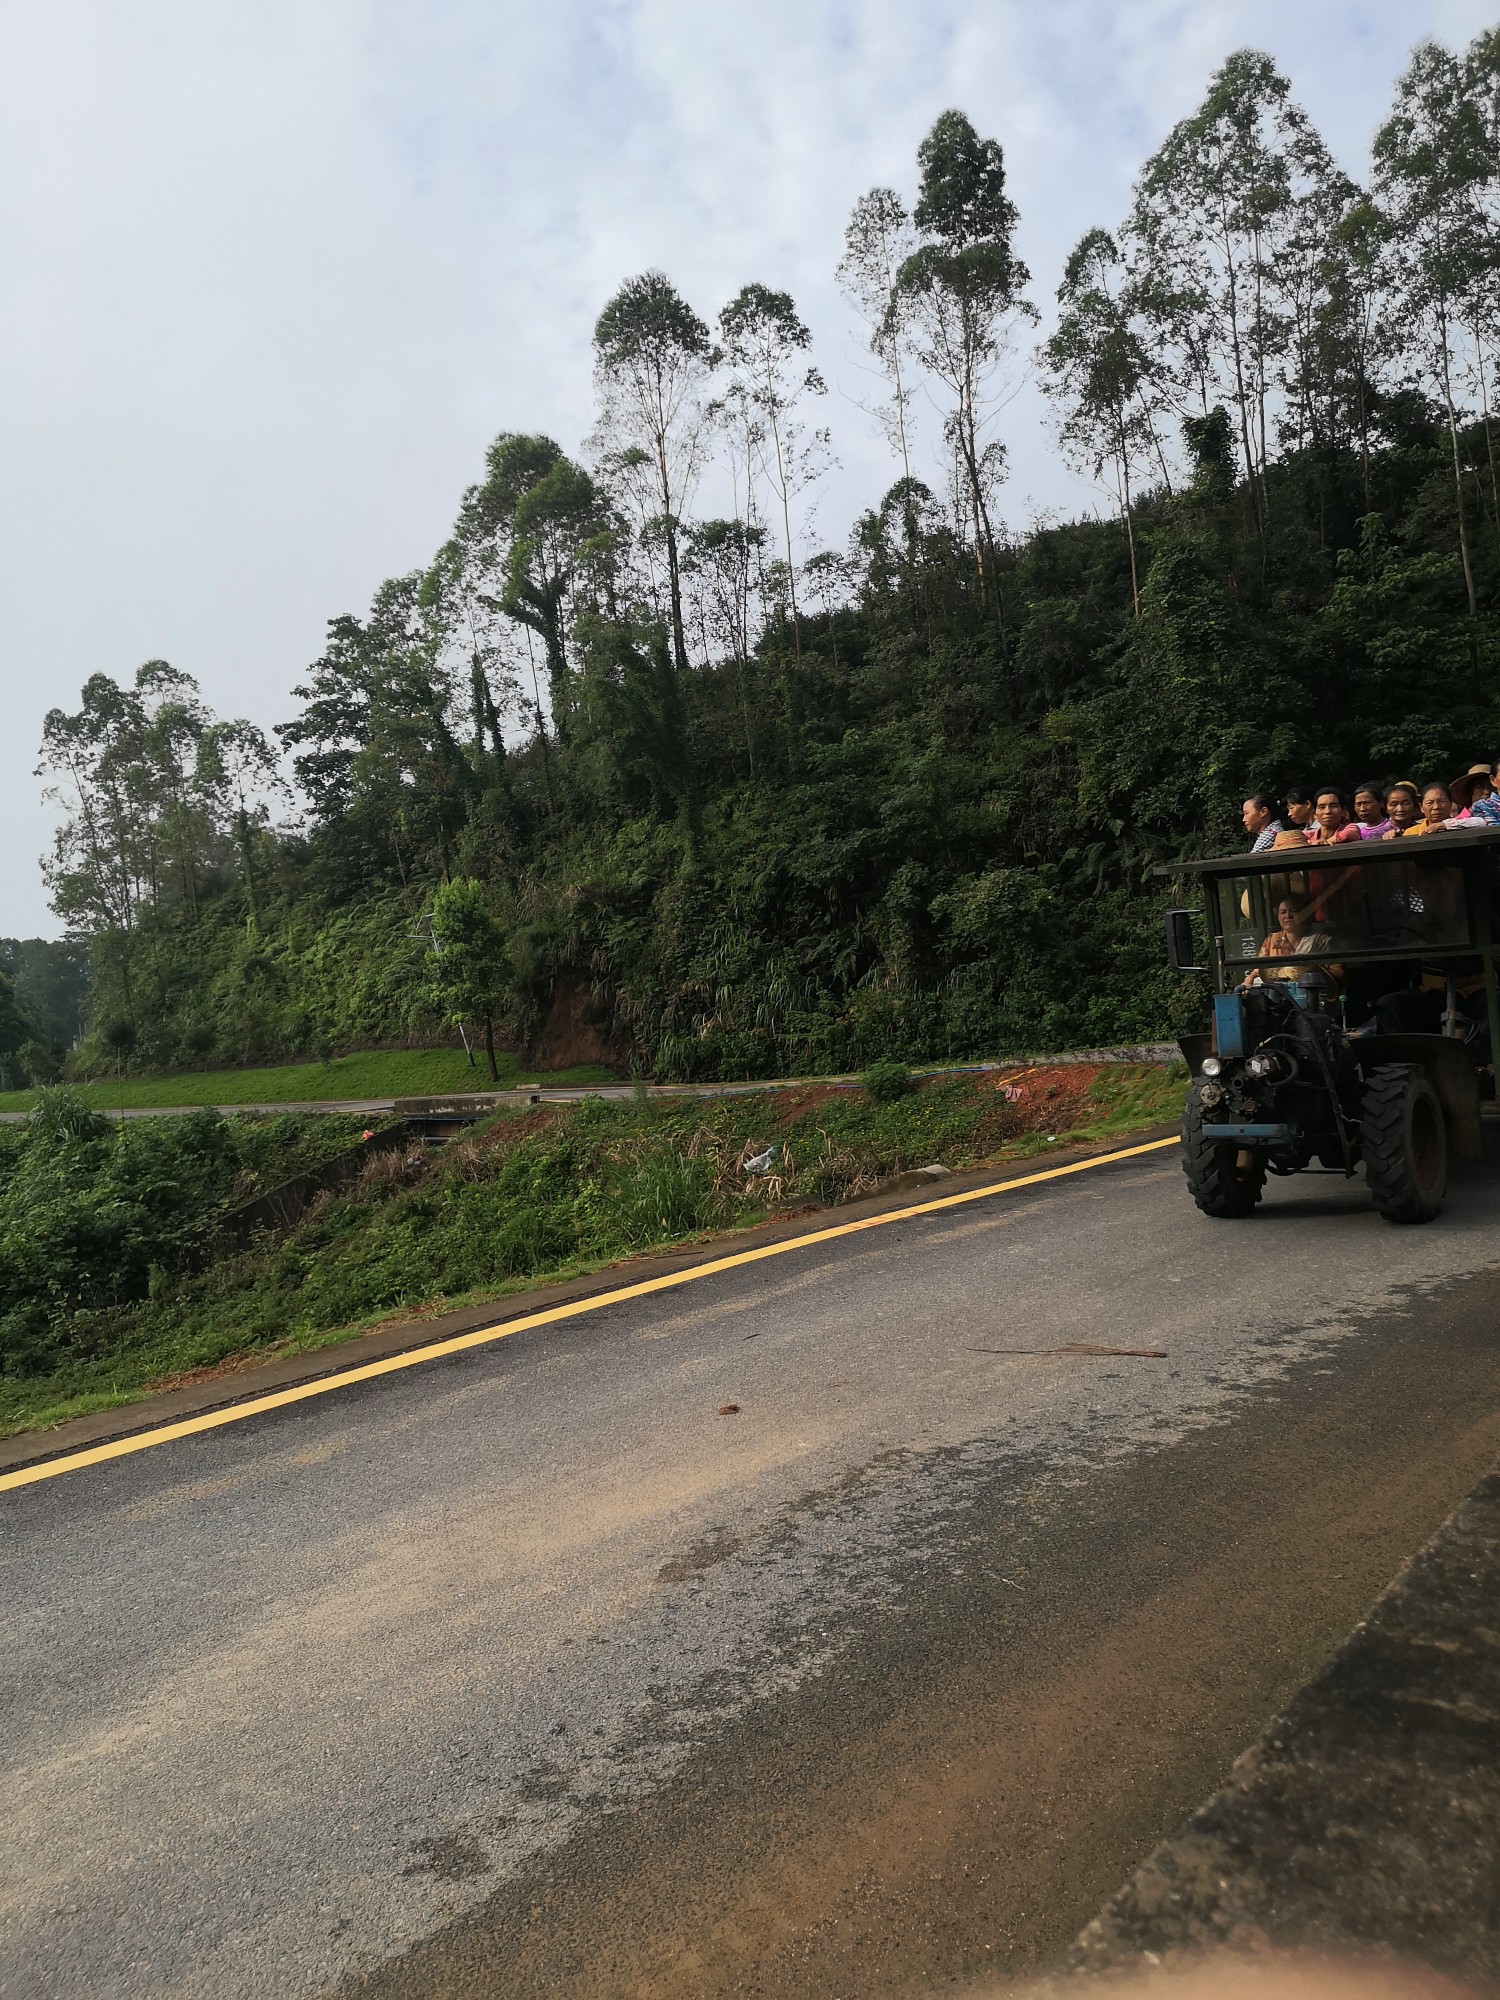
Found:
<box><xmin>1</xmin><ymin>1134</ymin><xmax>1178</xmax><ymax>1495</ymax></box>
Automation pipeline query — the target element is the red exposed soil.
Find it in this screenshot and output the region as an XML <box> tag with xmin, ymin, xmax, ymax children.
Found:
<box><xmin>982</xmin><ymin>1062</ymin><xmax>1104</xmax><ymax>1132</ymax></box>
<box><xmin>764</xmin><ymin>1066</ymin><xmax>1112</xmax><ymax>1139</ymax></box>
<box><xmin>770</xmin><ymin>1084</ymin><xmax>857</xmax><ymax>1125</ymax></box>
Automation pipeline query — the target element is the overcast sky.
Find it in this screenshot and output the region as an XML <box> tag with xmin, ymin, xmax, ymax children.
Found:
<box><xmin>0</xmin><ymin>0</ymin><xmax>1492</xmax><ymax>937</ymax></box>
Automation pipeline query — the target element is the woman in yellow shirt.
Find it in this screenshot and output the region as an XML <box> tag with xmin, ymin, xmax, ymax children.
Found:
<box><xmin>1403</xmin><ymin>782</ymin><xmax>1455</xmax><ymax>834</ymax></box>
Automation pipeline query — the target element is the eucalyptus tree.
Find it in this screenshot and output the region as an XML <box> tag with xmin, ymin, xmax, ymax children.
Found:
<box><xmin>891</xmin><ymin>110</ymin><xmax>1034</xmax><ymax>644</ymax></box>
<box><xmin>279</xmin><ymin>574</ymin><xmax>470</xmax><ymax>891</ymax></box>
<box><xmin>420</xmin><ymin>531</ymin><xmax>518</xmax><ymax>774</ymax></box>
<box><xmin>194</xmin><ymin>720</ymin><xmax>284</xmax><ymax>923</ymax></box>
<box><xmin>1457</xmin><ymin>29</ymin><xmax>1500</xmax><ymax>554</ymax></box>
<box><xmin>453</xmin><ymin>432</ymin><xmax>613</xmax><ymax>741</ymax></box>
<box><xmin>717</xmin><ymin>283</ymin><xmax>829</xmax><ymax>668</ymax></box>
<box><xmin>1128</xmin><ymin>52</ymin><xmax>1346</xmax><ymax>543</ymax></box>
<box><xmin>591</xmin><ymin>272</ymin><xmax>714</xmax><ymax>676</ymax></box>
<box><xmin>837</xmin><ymin>188</ymin><xmax>918</xmax><ymax>489</ymax></box>
<box><xmin>1043</xmin><ymin>228</ymin><xmax>1157</xmax><ymax>614</ymax></box>
<box><xmin>38</xmin><ymin>663</ymin><xmax>220</xmax><ymax>936</ymax></box>
<box><xmin>1269</xmin><ymin>152</ymin><xmax>1363</xmax><ymax>466</ymax></box>
<box><xmin>1374</xmin><ymin>39</ymin><xmax>1491</xmax><ymax>615</ymax></box>
<box><xmin>1320</xmin><ymin>196</ymin><xmax>1393</xmax><ymax>511</ymax></box>
<box><xmin>133</xmin><ymin>661</ymin><xmax>216</xmax><ymax>921</ymax></box>
<box><xmin>681</xmin><ymin>517</ymin><xmax>765</xmax><ymax>773</ymax></box>
<box><xmin>38</xmin><ymin>673</ymin><xmax>152</xmax><ymax>935</ymax></box>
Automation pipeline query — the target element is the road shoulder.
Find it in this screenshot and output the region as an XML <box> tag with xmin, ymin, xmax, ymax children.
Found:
<box><xmin>1069</xmin><ymin>1466</ymin><xmax>1500</xmax><ymax>1984</ymax></box>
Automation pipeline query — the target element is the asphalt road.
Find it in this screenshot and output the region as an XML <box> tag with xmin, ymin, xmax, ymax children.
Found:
<box><xmin>6</xmin><ymin>1144</ymin><xmax>1500</xmax><ymax>1999</ymax></box>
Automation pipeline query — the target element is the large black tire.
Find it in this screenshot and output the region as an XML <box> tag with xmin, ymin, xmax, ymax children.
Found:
<box><xmin>1182</xmin><ymin>1089</ymin><xmax>1267</xmax><ymax>1217</ymax></box>
<box><xmin>1362</xmin><ymin>1063</ymin><xmax>1447</xmax><ymax>1223</ymax></box>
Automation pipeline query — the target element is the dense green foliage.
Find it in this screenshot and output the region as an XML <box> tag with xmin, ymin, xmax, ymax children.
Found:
<box><xmin>0</xmin><ymin>1094</ymin><xmax>378</xmax><ymax>1379</ymax></box>
<box><xmin>0</xmin><ymin>939</ymin><xmax>87</xmax><ymax>1084</ymax></box>
<box><xmin>0</xmin><ymin>1064</ymin><xmax>1185</xmax><ymax>1433</ymax></box>
<box><xmin>29</xmin><ymin>36</ymin><xmax>1500</xmax><ymax>1085</ymax></box>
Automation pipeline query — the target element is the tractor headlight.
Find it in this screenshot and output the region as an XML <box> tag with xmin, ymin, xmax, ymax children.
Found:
<box><xmin>1201</xmin><ymin>1056</ymin><xmax>1222</xmax><ymax>1077</ymax></box>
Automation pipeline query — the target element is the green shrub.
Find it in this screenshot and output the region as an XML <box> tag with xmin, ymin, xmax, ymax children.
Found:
<box><xmin>861</xmin><ymin>1059</ymin><xmax>913</xmax><ymax>1105</ymax></box>
<box><xmin>0</xmin><ymin>1091</ymin><xmax>376</xmax><ymax>1379</ymax></box>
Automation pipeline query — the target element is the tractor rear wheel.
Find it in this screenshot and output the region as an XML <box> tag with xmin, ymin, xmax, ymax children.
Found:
<box><xmin>1362</xmin><ymin>1064</ymin><xmax>1447</xmax><ymax>1224</ymax></box>
<box><xmin>1182</xmin><ymin>1090</ymin><xmax>1266</xmax><ymax>1217</ymax></box>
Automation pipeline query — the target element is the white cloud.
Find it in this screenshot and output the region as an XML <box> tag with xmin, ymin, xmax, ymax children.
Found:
<box><xmin>0</xmin><ymin>0</ymin><xmax>1491</xmax><ymax>933</ymax></box>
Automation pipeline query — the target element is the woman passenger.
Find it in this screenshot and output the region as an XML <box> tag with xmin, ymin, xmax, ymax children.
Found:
<box><xmin>1449</xmin><ymin>765</ymin><xmax>1495</xmax><ymax>817</ymax></box>
<box><xmin>1409</xmin><ymin>782</ymin><xmax>1455</xmax><ymax>834</ymax></box>
<box><xmin>1382</xmin><ymin>783</ymin><xmax>1422</xmax><ymax>836</ymax></box>
<box><xmin>1306</xmin><ymin>787</ymin><xmax>1352</xmax><ymax>842</ymax></box>
<box><xmin>1342</xmin><ymin>782</ymin><xmax>1390</xmax><ymax>839</ymax></box>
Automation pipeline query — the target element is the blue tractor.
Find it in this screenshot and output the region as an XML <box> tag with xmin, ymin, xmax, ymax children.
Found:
<box><xmin>1161</xmin><ymin>831</ymin><xmax>1500</xmax><ymax>1222</ymax></box>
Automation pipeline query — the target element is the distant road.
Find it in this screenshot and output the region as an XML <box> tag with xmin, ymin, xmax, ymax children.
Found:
<box><xmin>7</xmin><ymin>1141</ymin><xmax>1500</xmax><ymax>1997</ymax></box>
<box><xmin>0</xmin><ymin>1083</ymin><xmax>827</xmax><ymax>1121</ymax></box>
<box><xmin>0</xmin><ymin>1045</ymin><xmax>1180</xmax><ymax>1121</ymax></box>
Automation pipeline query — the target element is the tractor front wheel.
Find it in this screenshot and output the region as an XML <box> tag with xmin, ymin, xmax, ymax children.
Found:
<box><xmin>1362</xmin><ymin>1064</ymin><xmax>1447</xmax><ymax>1224</ymax></box>
<box><xmin>1182</xmin><ymin>1090</ymin><xmax>1266</xmax><ymax>1218</ymax></box>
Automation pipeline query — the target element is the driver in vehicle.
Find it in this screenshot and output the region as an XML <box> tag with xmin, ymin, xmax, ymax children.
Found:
<box><xmin>1242</xmin><ymin>897</ymin><xmax>1334</xmax><ymax>987</ymax></box>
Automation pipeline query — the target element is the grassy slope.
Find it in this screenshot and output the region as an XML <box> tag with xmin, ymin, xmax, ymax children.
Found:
<box><xmin>0</xmin><ymin>1047</ymin><xmax>617</xmax><ymax>1113</ymax></box>
<box><xmin>1</xmin><ymin>1062</ymin><xmax>1187</xmax><ymax>1438</ymax></box>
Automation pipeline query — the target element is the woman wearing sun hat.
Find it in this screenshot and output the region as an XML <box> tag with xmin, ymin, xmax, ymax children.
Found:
<box><xmin>1449</xmin><ymin>763</ymin><xmax>1496</xmax><ymax>817</ymax></box>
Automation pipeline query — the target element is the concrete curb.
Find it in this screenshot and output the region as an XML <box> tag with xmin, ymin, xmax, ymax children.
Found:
<box><xmin>0</xmin><ymin>1123</ymin><xmax>1180</xmax><ymax>1475</ymax></box>
<box><xmin>1067</xmin><ymin>1464</ymin><xmax>1500</xmax><ymax>1984</ymax></box>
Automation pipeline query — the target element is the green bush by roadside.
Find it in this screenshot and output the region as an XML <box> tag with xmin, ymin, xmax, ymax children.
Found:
<box><xmin>0</xmin><ymin>1090</ymin><xmax>381</xmax><ymax>1380</ymax></box>
<box><xmin>860</xmin><ymin>1060</ymin><xmax>913</xmax><ymax>1104</ymax></box>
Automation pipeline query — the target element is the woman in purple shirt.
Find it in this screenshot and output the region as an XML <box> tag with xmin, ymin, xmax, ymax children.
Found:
<box><xmin>1337</xmin><ymin>781</ymin><xmax>1391</xmax><ymax>840</ymax></box>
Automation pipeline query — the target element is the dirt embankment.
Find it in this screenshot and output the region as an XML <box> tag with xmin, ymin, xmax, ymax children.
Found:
<box><xmin>529</xmin><ymin>978</ymin><xmax>621</xmax><ymax>1071</ymax></box>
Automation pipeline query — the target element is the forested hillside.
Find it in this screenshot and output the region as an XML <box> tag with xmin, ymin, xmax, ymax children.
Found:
<box><xmin>26</xmin><ymin>37</ymin><xmax>1500</xmax><ymax>1083</ymax></box>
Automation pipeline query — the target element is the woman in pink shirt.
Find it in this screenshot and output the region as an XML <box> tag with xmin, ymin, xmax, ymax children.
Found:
<box><xmin>1306</xmin><ymin>787</ymin><xmax>1352</xmax><ymax>843</ymax></box>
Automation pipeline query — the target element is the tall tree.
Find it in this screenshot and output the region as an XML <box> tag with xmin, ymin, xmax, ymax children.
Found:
<box><xmin>1128</xmin><ymin>52</ymin><xmax>1349</xmax><ymax>552</ymax></box>
<box><xmin>591</xmin><ymin>272</ymin><xmax>713</xmax><ymax>676</ymax></box>
<box><xmin>892</xmin><ymin>110</ymin><xmax>1035</xmax><ymax>647</ymax></box>
<box><xmin>420</xmin><ymin>532</ymin><xmax>519</xmax><ymax>772</ymax></box>
<box><xmin>37</xmin><ymin>664</ymin><xmax>219</xmax><ymax>936</ymax></box>
<box><xmin>837</xmin><ymin>188</ymin><xmax>919</xmax><ymax>490</ymax></box>
<box><xmin>454</xmin><ymin>434</ymin><xmax>611</xmax><ymax>741</ymax></box>
<box><xmin>1043</xmin><ymin>228</ymin><xmax>1156</xmax><ymax>614</ymax></box>
<box><xmin>1320</xmin><ymin>196</ymin><xmax>1393</xmax><ymax>511</ymax></box>
<box><xmin>278</xmin><ymin>575</ymin><xmax>468</xmax><ymax>891</ymax></box>
<box><xmin>718</xmin><ymin>284</ymin><xmax>829</xmax><ymax>671</ymax></box>
<box><xmin>1458</xmin><ymin>29</ymin><xmax>1500</xmax><ymax>558</ymax></box>
<box><xmin>682</xmin><ymin>517</ymin><xmax>765</xmax><ymax>773</ymax></box>
<box><xmin>1374</xmin><ymin>39</ymin><xmax>1491</xmax><ymax>616</ymax></box>
<box><xmin>195</xmin><ymin>720</ymin><xmax>283</xmax><ymax>924</ymax></box>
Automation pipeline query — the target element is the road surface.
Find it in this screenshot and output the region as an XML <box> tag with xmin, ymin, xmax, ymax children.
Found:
<box><xmin>6</xmin><ymin>1143</ymin><xmax>1500</xmax><ymax>1998</ymax></box>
